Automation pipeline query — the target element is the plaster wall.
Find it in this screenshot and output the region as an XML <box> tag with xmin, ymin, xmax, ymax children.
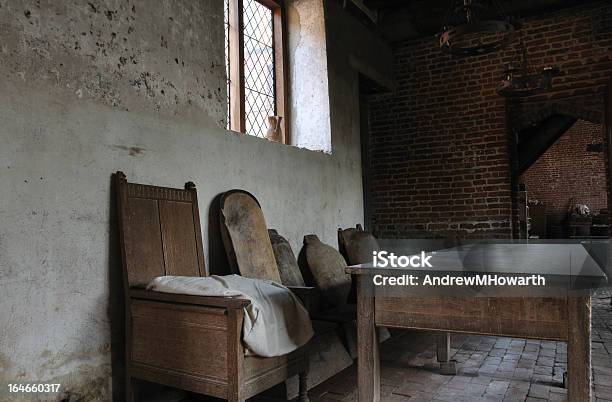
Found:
<box><xmin>287</xmin><ymin>0</ymin><xmax>332</xmax><ymax>152</ymax></box>
<box><xmin>0</xmin><ymin>0</ymin><xmax>388</xmax><ymax>399</ymax></box>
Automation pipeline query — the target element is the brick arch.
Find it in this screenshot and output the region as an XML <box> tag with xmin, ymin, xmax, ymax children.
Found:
<box><xmin>514</xmin><ymin>101</ymin><xmax>603</xmax><ymax>132</ymax></box>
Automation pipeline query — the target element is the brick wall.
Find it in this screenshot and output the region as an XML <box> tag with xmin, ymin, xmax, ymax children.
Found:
<box><xmin>367</xmin><ymin>1</ymin><xmax>612</xmax><ymax>239</ymax></box>
<box><xmin>520</xmin><ymin>119</ymin><xmax>608</xmax><ymax>225</ymax></box>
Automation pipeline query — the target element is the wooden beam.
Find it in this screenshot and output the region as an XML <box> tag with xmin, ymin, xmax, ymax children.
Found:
<box><xmin>567</xmin><ymin>296</ymin><xmax>592</xmax><ymax>402</ymax></box>
<box><xmin>229</xmin><ymin>0</ymin><xmax>246</xmax><ymax>133</ymax></box>
<box><xmin>349</xmin><ymin>0</ymin><xmax>378</xmax><ymax>23</ymax></box>
<box><xmin>363</xmin><ymin>0</ymin><xmax>408</xmax><ymax>8</ymax></box>
<box><xmin>258</xmin><ymin>0</ymin><xmax>282</xmax><ymax>8</ymax></box>
<box><xmin>356</xmin><ymin>275</ymin><xmax>380</xmax><ymax>402</ymax></box>
<box><xmin>606</xmin><ymin>78</ymin><xmax>612</xmax><ymax>246</ymax></box>
<box><xmin>227</xmin><ymin>308</ymin><xmax>245</xmax><ymax>402</ymax></box>
<box><xmin>272</xmin><ymin>3</ymin><xmax>290</xmax><ymax>144</ymax></box>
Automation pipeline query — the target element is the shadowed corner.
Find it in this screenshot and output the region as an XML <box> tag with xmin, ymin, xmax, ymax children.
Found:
<box><xmin>208</xmin><ymin>192</ymin><xmax>232</xmax><ymax>276</ymax></box>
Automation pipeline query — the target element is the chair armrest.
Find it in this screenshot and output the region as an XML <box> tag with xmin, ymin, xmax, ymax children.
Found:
<box><xmin>286</xmin><ymin>286</ymin><xmax>320</xmax><ymax>314</ymax></box>
<box><xmin>130</xmin><ymin>288</ymin><xmax>250</xmax><ymax>309</ymax></box>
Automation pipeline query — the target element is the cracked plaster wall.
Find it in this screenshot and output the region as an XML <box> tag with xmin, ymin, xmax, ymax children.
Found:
<box><xmin>0</xmin><ymin>0</ymin><xmax>390</xmax><ymax>399</ymax></box>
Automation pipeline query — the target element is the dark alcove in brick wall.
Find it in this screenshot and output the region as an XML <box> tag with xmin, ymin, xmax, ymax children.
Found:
<box><xmin>520</xmin><ymin>119</ymin><xmax>608</xmax><ymax>237</ymax></box>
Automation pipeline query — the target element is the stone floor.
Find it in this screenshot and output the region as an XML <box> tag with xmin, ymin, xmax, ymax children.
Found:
<box><xmin>308</xmin><ymin>294</ymin><xmax>612</xmax><ymax>402</ymax></box>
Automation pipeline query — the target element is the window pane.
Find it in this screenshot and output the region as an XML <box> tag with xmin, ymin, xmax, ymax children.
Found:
<box><xmin>244</xmin><ymin>88</ymin><xmax>275</xmax><ymax>140</ymax></box>
<box><xmin>244</xmin><ymin>37</ymin><xmax>275</xmax><ymax>95</ymax></box>
<box><xmin>243</xmin><ymin>0</ymin><xmax>275</xmax><ymax>138</ymax></box>
<box><xmin>244</xmin><ymin>0</ymin><xmax>273</xmax><ymax>47</ymax></box>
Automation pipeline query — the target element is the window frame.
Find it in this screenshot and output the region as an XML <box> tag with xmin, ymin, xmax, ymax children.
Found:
<box><xmin>227</xmin><ymin>0</ymin><xmax>289</xmax><ymax>144</ymax></box>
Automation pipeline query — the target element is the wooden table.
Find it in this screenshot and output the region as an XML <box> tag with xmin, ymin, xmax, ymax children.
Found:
<box><xmin>348</xmin><ymin>243</ymin><xmax>608</xmax><ymax>402</ymax></box>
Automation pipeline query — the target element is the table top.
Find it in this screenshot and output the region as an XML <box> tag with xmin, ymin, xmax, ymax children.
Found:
<box><xmin>346</xmin><ymin>243</ymin><xmax>607</xmax><ymax>281</ymax></box>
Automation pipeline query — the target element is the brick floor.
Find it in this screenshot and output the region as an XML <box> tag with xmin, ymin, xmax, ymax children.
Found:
<box><xmin>309</xmin><ymin>295</ymin><xmax>612</xmax><ymax>402</ymax></box>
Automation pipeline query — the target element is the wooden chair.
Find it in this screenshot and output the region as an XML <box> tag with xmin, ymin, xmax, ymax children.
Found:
<box><xmin>219</xmin><ymin>189</ymin><xmax>317</xmax><ymax>307</ymax></box>
<box><xmin>114</xmin><ymin>172</ymin><xmax>309</xmax><ymax>402</ymax></box>
<box><xmin>338</xmin><ymin>224</ymin><xmax>380</xmax><ymax>267</ymax></box>
<box><xmin>219</xmin><ymin>189</ymin><xmax>353</xmax><ymax>396</ymax></box>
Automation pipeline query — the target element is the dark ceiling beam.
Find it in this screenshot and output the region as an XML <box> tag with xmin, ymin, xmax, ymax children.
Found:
<box><xmin>363</xmin><ymin>0</ymin><xmax>412</xmax><ymax>9</ymax></box>
<box><xmin>368</xmin><ymin>0</ymin><xmax>597</xmax><ymax>41</ymax></box>
<box><xmin>349</xmin><ymin>0</ymin><xmax>378</xmax><ymax>23</ymax></box>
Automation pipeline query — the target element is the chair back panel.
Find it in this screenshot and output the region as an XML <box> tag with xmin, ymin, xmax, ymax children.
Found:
<box><xmin>159</xmin><ymin>200</ymin><xmax>201</xmax><ymax>277</ymax></box>
<box><xmin>338</xmin><ymin>224</ymin><xmax>380</xmax><ymax>265</ymax></box>
<box><xmin>124</xmin><ymin>197</ymin><xmax>166</xmax><ymax>286</ymax></box>
<box><xmin>220</xmin><ymin>190</ymin><xmax>282</xmax><ymax>283</ymax></box>
<box><xmin>116</xmin><ymin>172</ymin><xmax>206</xmax><ymax>287</ymax></box>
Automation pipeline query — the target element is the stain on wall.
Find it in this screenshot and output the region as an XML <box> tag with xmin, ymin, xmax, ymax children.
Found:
<box><xmin>0</xmin><ymin>0</ymin><xmax>226</xmax><ymax>126</ymax></box>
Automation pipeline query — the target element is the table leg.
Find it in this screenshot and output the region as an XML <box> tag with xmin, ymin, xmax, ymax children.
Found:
<box><xmin>567</xmin><ymin>296</ymin><xmax>592</xmax><ymax>402</ymax></box>
<box><xmin>357</xmin><ymin>275</ymin><xmax>379</xmax><ymax>402</ymax></box>
<box><xmin>437</xmin><ymin>331</ymin><xmax>457</xmax><ymax>375</ymax></box>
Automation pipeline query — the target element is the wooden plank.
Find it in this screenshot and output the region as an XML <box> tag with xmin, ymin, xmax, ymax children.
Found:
<box><xmin>272</xmin><ymin>3</ymin><xmax>289</xmax><ymax>144</ymax></box>
<box><xmin>115</xmin><ymin>172</ymin><xmax>138</xmax><ymax>402</ymax></box>
<box><xmin>605</xmin><ymin>79</ymin><xmax>612</xmax><ymax>291</ymax></box>
<box><xmin>567</xmin><ymin>296</ymin><xmax>592</xmax><ymax>402</ymax></box>
<box><xmin>159</xmin><ymin>200</ymin><xmax>200</xmax><ymax>277</ymax></box>
<box><xmin>298</xmin><ymin>369</ymin><xmax>309</xmax><ymax>402</ymax></box>
<box><xmin>356</xmin><ymin>275</ymin><xmax>379</xmax><ymax>402</ymax></box>
<box><xmin>126</xmin><ymin>182</ymin><xmax>193</xmax><ymax>202</ymax></box>
<box><xmin>130</xmin><ymin>289</ymin><xmax>250</xmax><ymax>309</ymax></box>
<box><xmin>436</xmin><ymin>331</ymin><xmax>451</xmax><ymax>363</ymax></box>
<box><xmin>130</xmin><ymin>301</ymin><xmax>229</xmax><ymax>380</ymax></box>
<box><xmin>130</xmin><ymin>363</ymin><xmax>227</xmax><ymax>399</ymax></box>
<box><xmin>186</xmin><ymin>182</ymin><xmax>206</xmax><ymax>276</ymax></box>
<box><xmin>376</xmin><ymin>297</ymin><xmax>568</xmax><ymax>322</ymax></box>
<box><xmin>436</xmin><ymin>331</ymin><xmax>457</xmax><ymax>375</ymax></box>
<box><xmin>258</xmin><ymin>0</ymin><xmax>282</xmax><ymax>8</ymax></box>
<box><xmin>229</xmin><ymin>0</ymin><xmax>245</xmax><ymax>133</ymax></box>
<box><xmin>375</xmin><ymin>297</ymin><xmax>568</xmax><ymax>341</ymax></box>
<box><xmin>227</xmin><ymin>308</ymin><xmax>245</xmax><ymax>402</ymax></box>
<box><xmin>124</xmin><ymin>198</ymin><xmax>165</xmax><ymax>287</ymax></box>
<box><xmin>220</xmin><ymin>191</ymin><xmax>282</xmax><ymax>283</ymax></box>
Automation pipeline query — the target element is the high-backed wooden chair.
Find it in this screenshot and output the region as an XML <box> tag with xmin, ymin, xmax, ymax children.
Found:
<box><xmin>115</xmin><ymin>172</ymin><xmax>309</xmax><ymax>402</ymax></box>
<box><xmin>219</xmin><ymin>189</ymin><xmax>316</xmax><ymax>307</ymax></box>
<box><xmin>219</xmin><ymin>189</ymin><xmax>353</xmax><ymax>396</ymax></box>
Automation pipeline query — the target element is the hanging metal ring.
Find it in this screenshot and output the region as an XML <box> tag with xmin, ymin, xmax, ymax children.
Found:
<box><xmin>439</xmin><ymin>20</ymin><xmax>516</xmax><ymax>57</ymax></box>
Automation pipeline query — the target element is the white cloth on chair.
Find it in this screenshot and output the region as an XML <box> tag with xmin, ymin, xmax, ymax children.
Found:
<box><xmin>147</xmin><ymin>274</ymin><xmax>313</xmax><ymax>357</ymax></box>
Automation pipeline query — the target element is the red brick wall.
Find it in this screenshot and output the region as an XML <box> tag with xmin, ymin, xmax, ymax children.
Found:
<box><xmin>520</xmin><ymin>120</ymin><xmax>608</xmax><ymax>224</ymax></box>
<box><xmin>367</xmin><ymin>1</ymin><xmax>612</xmax><ymax>239</ymax></box>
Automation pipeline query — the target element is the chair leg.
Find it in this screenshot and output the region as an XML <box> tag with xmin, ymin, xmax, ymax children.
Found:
<box><xmin>298</xmin><ymin>371</ymin><xmax>309</xmax><ymax>402</ymax></box>
<box><xmin>227</xmin><ymin>382</ymin><xmax>244</xmax><ymax>402</ymax></box>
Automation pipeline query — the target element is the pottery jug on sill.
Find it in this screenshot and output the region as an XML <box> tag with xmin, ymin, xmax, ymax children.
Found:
<box><xmin>265</xmin><ymin>115</ymin><xmax>283</xmax><ymax>142</ymax></box>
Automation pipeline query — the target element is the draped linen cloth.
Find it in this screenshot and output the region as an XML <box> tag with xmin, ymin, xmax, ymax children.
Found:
<box><xmin>147</xmin><ymin>274</ymin><xmax>314</xmax><ymax>357</ymax></box>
